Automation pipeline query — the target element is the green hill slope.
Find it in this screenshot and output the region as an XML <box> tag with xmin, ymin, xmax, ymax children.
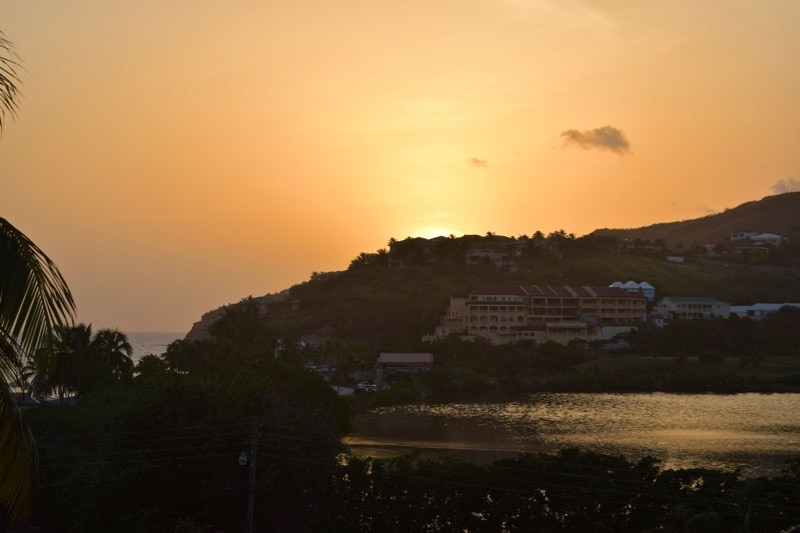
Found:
<box><xmin>233</xmin><ymin>252</ymin><xmax>800</xmax><ymax>348</ymax></box>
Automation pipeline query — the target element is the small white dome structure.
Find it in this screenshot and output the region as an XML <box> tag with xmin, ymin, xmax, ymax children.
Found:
<box><xmin>610</xmin><ymin>281</ymin><xmax>655</xmax><ymax>301</ymax></box>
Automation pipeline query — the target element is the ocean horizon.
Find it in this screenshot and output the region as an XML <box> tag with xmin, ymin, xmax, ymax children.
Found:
<box><xmin>127</xmin><ymin>331</ymin><xmax>184</xmax><ymax>361</ymax></box>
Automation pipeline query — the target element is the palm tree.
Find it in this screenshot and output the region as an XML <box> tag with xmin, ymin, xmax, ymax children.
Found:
<box><xmin>92</xmin><ymin>328</ymin><xmax>133</xmax><ymax>379</ymax></box>
<box><xmin>19</xmin><ymin>346</ymin><xmax>51</xmax><ymax>398</ymax></box>
<box><xmin>0</xmin><ymin>220</ymin><xmax>76</xmax><ymax>523</ymax></box>
<box><xmin>48</xmin><ymin>324</ymin><xmax>92</xmax><ymax>401</ymax></box>
<box><xmin>1</xmin><ymin>34</ymin><xmax>76</xmax><ymax>523</ymax></box>
<box><xmin>134</xmin><ymin>354</ymin><xmax>167</xmax><ymax>379</ymax></box>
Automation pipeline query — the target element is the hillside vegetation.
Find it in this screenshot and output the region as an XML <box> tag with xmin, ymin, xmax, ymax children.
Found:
<box><xmin>283</xmin><ymin>254</ymin><xmax>800</xmax><ymax>348</ymax></box>
<box><xmin>187</xmin><ymin>193</ymin><xmax>800</xmax><ymax>348</ymax></box>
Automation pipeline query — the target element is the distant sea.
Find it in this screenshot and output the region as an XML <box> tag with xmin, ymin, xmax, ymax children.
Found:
<box><xmin>127</xmin><ymin>331</ymin><xmax>184</xmax><ymax>362</ymax></box>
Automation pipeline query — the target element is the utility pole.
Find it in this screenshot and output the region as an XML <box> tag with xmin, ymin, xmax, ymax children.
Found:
<box><xmin>246</xmin><ymin>422</ymin><xmax>259</xmax><ymax>533</ymax></box>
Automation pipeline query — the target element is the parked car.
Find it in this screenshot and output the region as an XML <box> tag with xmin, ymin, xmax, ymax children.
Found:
<box><xmin>354</xmin><ymin>382</ymin><xmax>376</xmax><ymax>394</ymax></box>
<box><xmin>354</xmin><ymin>381</ymin><xmax>391</xmax><ymax>394</ymax></box>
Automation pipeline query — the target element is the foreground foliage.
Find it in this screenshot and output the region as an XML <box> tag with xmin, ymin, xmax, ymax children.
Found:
<box><xmin>328</xmin><ymin>449</ymin><xmax>800</xmax><ymax>532</ymax></box>
<box><xmin>13</xmin><ymin>302</ymin><xmax>800</xmax><ymax>531</ymax></box>
<box><xmin>24</xmin><ymin>303</ymin><xmax>351</xmax><ymax>532</ymax></box>
<box><xmin>1</xmin><ymin>216</ymin><xmax>76</xmax><ymax>523</ymax></box>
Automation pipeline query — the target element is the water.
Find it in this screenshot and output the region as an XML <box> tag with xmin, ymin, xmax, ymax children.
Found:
<box><xmin>127</xmin><ymin>331</ymin><xmax>184</xmax><ymax>362</ymax></box>
<box><xmin>345</xmin><ymin>392</ymin><xmax>800</xmax><ymax>478</ymax></box>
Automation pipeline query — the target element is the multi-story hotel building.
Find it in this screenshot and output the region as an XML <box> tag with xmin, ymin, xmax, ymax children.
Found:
<box><xmin>426</xmin><ymin>285</ymin><xmax>647</xmax><ymax>344</ymax></box>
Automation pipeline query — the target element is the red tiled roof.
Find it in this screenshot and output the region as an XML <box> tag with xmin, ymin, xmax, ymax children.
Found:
<box><xmin>588</xmin><ymin>286</ymin><xmax>636</xmax><ymax>297</ymax></box>
<box><xmin>470</xmin><ymin>285</ymin><xmax>645</xmax><ymax>299</ymax></box>
<box><xmin>469</xmin><ymin>285</ymin><xmax>528</xmax><ymax>296</ymax></box>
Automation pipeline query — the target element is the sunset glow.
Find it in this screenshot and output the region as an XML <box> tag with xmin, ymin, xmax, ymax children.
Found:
<box><xmin>2</xmin><ymin>0</ymin><xmax>799</xmax><ymax>332</ymax></box>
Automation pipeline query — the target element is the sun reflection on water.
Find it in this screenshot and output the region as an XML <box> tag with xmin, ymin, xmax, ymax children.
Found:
<box><xmin>347</xmin><ymin>393</ymin><xmax>800</xmax><ymax>477</ymax></box>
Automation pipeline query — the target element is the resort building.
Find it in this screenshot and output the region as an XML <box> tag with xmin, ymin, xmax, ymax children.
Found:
<box><xmin>425</xmin><ymin>284</ymin><xmax>647</xmax><ymax>345</ymax></box>
<box><xmin>654</xmin><ymin>296</ymin><xmax>730</xmax><ymax>320</ymax></box>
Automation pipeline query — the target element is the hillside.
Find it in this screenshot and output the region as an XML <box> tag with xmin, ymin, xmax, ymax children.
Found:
<box><xmin>593</xmin><ymin>192</ymin><xmax>800</xmax><ymax>247</ymax></box>
<box><xmin>286</xmin><ymin>255</ymin><xmax>800</xmax><ymax>346</ymax></box>
<box><xmin>186</xmin><ymin>193</ymin><xmax>800</xmax><ymax>347</ymax></box>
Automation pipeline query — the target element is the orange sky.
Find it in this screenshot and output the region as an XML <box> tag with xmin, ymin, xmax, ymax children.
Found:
<box><xmin>2</xmin><ymin>1</ymin><xmax>799</xmax><ymax>332</ymax></box>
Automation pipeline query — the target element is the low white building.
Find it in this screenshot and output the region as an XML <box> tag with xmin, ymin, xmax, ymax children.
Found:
<box><xmin>730</xmin><ymin>231</ymin><xmax>788</xmax><ymax>247</ymax></box>
<box><xmin>655</xmin><ymin>296</ymin><xmax>730</xmax><ymax>320</ymax></box>
<box><xmin>729</xmin><ymin>303</ymin><xmax>800</xmax><ymax>320</ymax></box>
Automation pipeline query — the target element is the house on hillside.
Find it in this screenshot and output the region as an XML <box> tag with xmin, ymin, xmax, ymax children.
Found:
<box><xmin>730</xmin><ymin>231</ymin><xmax>788</xmax><ymax>247</ymax></box>
<box><xmin>654</xmin><ymin>296</ymin><xmax>730</xmax><ymax>320</ymax></box>
<box><xmin>464</xmin><ymin>240</ymin><xmax>524</xmax><ymax>271</ymax></box>
<box><xmin>388</xmin><ymin>237</ymin><xmax>441</xmax><ymax>268</ymax></box>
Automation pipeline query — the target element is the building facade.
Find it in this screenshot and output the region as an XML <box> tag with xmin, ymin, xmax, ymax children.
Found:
<box><xmin>426</xmin><ymin>284</ymin><xmax>647</xmax><ymax>344</ymax></box>
<box><xmin>654</xmin><ymin>296</ymin><xmax>730</xmax><ymax>320</ymax></box>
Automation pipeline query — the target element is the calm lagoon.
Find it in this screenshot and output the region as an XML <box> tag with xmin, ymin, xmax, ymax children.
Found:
<box><xmin>345</xmin><ymin>392</ymin><xmax>800</xmax><ymax>478</ymax></box>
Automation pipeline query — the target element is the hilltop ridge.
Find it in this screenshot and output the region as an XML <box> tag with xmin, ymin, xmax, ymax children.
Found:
<box><xmin>592</xmin><ymin>192</ymin><xmax>800</xmax><ymax>247</ymax></box>
<box><xmin>186</xmin><ymin>192</ymin><xmax>800</xmax><ymax>346</ymax></box>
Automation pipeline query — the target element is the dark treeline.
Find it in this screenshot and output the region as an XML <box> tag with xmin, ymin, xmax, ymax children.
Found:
<box><xmin>627</xmin><ymin>306</ymin><xmax>800</xmax><ymax>360</ymax></box>
<box><xmin>16</xmin><ymin>301</ymin><xmax>800</xmax><ymax>531</ymax></box>
<box><xmin>354</xmin><ymin>230</ymin><xmax>800</xmax><ymax>272</ymax></box>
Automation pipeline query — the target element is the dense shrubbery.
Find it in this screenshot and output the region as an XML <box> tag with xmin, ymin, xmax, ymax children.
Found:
<box><xmin>628</xmin><ymin>306</ymin><xmax>800</xmax><ymax>359</ymax></box>
<box><xmin>327</xmin><ymin>449</ymin><xmax>800</xmax><ymax>532</ymax></box>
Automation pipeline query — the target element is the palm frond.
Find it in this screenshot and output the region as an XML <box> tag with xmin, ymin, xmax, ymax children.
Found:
<box><xmin>0</xmin><ymin>218</ymin><xmax>76</xmax><ymax>357</ymax></box>
<box><xmin>0</xmin><ymin>32</ymin><xmax>22</xmax><ymax>132</ymax></box>
<box><xmin>0</xmin><ymin>218</ymin><xmax>72</xmax><ymax>523</ymax></box>
<box><xmin>0</xmin><ymin>380</ymin><xmax>37</xmax><ymax>523</ymax></box>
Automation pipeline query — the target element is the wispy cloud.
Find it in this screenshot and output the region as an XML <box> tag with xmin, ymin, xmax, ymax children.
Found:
<box><xmin>560</xmin><ymin>125</ymin><xmax>631</xmax><ymax>155</ymax></box>
<box><xmin>467</xmin><ymin>157</ymin><xmax>488</xmax><ymax>168</ymax></box>
<box><xmin>771</xmin><ymin>177</ymin><xmax>800</xmax><ymax>194</ymax></box>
